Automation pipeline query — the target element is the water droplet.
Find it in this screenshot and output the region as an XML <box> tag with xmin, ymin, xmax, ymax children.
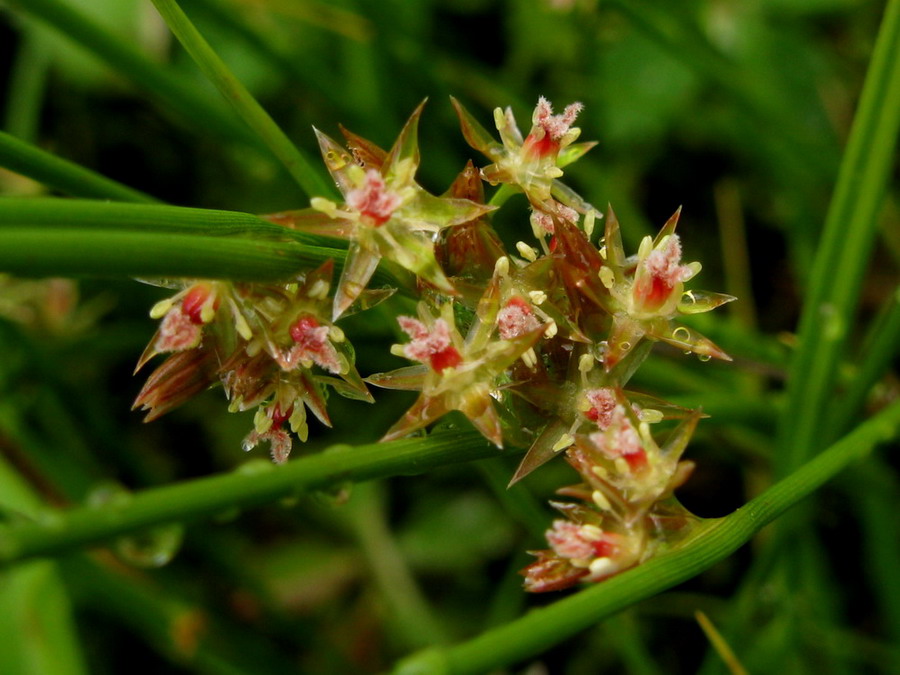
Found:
<box><xmin>323</xmin><ymin>150</ymin><xmax>349</xmax><ymax>170</ymax></box>
<box><xmin>672</xmin><ymin>327</ymin><xmax>691</xmax><ymax>343</ymax></box>
<box><xmin>87</xmin><ymin>482</ymin><xmax>183</xmax><ymax>568</ymax></box>
<box><xmin>235</xmin><ymin>458</ymin><xmax>275</xmax><ymax>476</ymax></box>
<box><xmin>639</xmin><ymin>409</ymin><xmax>664</xmax><ymax>424</ymax></box>
<box><xmin>697</xmin><ymin>353</ymin><xmax>711</xmax><ymax>362</ymax></box>
<box><xmin>115</xmin><ymin>523</ymin><xmax>184</xmax><ymax>568</ymax></box>
<box><xmin>619</xmin><ymin>341</ymin><xmax>631</xmax><ymax>352</ymax></box>
<box><xmin>87</xmin><ymin>482</ymin><xmax>132</xmax><ymax>509</ymax></box>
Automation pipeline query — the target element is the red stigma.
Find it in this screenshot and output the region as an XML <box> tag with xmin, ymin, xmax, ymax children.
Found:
<box><xmin>429</xmin><ymin>346</ymin><xmax>462</xmax><ymax>373</ymax></box>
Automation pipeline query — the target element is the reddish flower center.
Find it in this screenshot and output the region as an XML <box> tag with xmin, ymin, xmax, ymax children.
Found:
<box><xmin>584</xmin><ymin>388</ymin><xmax>617</xmax><ymax>428</ymax></box>
<box><xmin>290</xmin><ymin>315</ymin><xmax>320</xmax><ymax>344</ymax></box>
<box><xmin>497</xmin><ymin>296</ymin><xmax>540</xmax><ymax>340</ymax></box>
<box><xmin>346</xmin><ymin>169</ymin><xmax>402</xmax><ymax>226</ymax></box>
<box><xmin>633</xmin><ymin>274</ymin><xmax>673</xmax><ymax>312</ymax></box>
<box><xmin>182</xmin><ymin>283</ymin><xmax>219</xmax><ymax>325</ymax></box>
<box><xmin>270</xmin><ymin>404</ymin><xmax>293</xmax><ymax>430</ymax></box>
<box><xmin>522</xmin><ymin>132</ymin><xmax>559</xmax><ymax>160</ymax></box>
<box><xmin>622</xmin><ymin>448</ymin><xmax>648</xmax><ymax>471</ymax></box>
<box><xmin>398</xmin><ymin>316</ymin><xmax>463</xmax><ymax>373</ymax></box>
<box><xmin>591</xmin><ymin>538</ymin><xmax>617</xmax><ymax>558</ymax></box>
<box><xmin>429</xmin><ymin>346</ymin><xmax>463</xmax><ymax>372</ymax></box>
<box><xmin>522</xmin><ymin>97</ymin><xmax>583</xmax><ymax>160</ymax></box>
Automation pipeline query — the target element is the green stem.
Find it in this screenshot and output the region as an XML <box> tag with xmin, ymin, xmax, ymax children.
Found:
<box><xmin>827</xmin><ymin>286</ymin><xmax>900</xmax><ymax>440</ymax></box>
<box><xmin>0</xmin><ymin>431</ymin><xmax>497</xmax><ymax>567</ymax></box>
<box><xmin>392</xmin><ymin>399</ymin><xmax>900</xmax><ymax>675</ymax></box>
<box><xmin>0</xmin><ymin>132</ymin><xmax>160</xmax><ymax>203</ymax></box>
<box><xmin>346</xmin><ymin>482</ymin><xmax>449</xmax><ymax>649</ymax></box>
<box><xmin>148</xmin><ymin>0</ymin><xmax>335</xmax><ymax>199</ymax></box>
<box><xmin>776</xmin><ymin>0</ymin><xmax>900</xmax><ymax>474</ymax></box>
<box><xmin>488</xmin><ymin>184</ymin><xmax>518</xmax><ymax>208</ymax></box>
<box><xmin>4</xmin><ymin>26</ymin><xmax>51</xmax><ymax>142</ymax></box>
<box><xmin>0</xmin><ymin>199</ymin><xmax>414</xmax><ymax>291</ymax></box>
<box><xmin>179</xmin><ymin>0</ymin><xmax>332</xmax><ymax>93</ymax></box>
<box><xmin>12</xmin><ymin>0</ymin><xmax>258</xmax><ymax>148</ymax></box>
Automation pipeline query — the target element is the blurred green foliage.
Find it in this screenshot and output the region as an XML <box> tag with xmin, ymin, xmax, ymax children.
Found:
<box><xmin>0</xmin><ymin>0</ymin><xmax>897</xmax><ymax>673</ymax></box>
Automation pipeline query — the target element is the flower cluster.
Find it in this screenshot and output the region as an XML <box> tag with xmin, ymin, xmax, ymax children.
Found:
<box><xmin>136</xmin><ymin>97</ymin><xmax>733</xmax><ymax>592</ymax></box>
<box><xmin>134</xmin><ymin>261</ymin><xmax>371</xmax><ymax>464</ymax></box>
<box><xmin>521</xmin><ymin>391</ymin><xmax>701</xmax><ymax>591</ymax></box>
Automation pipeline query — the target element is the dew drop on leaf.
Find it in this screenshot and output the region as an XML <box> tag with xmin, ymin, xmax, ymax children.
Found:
<box><xmin>86</xmin><ymin>481</ymin><xmax>184</xmax><ymax>568</ymax></box>
<box><xmin>115</xmin><ymin>523</ymin><xmax>184</xmax><ymax>569</ymax></box>
<box><xmin>672</xmin><ymin>326</ymin><xmax>691</xmax><ymax>343</ymax></box>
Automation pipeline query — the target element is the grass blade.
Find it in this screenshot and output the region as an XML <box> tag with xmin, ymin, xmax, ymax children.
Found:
<box><xmin>775</xmin><ymin>0</ymin><xmax>900</xmax><ymax>473</ymax></box>
<box><xmin>0</xmin><ymin>431</ymin><xmax>496</xmax><ymax>566</ymax></box>
<box><xmin>148</xmin><ymin>0</ymin><xmax>336</xmax><ymax>199</ymax></box>
<box><xmin>392</xmin><ymin>399</ymin><xmax>900</xmax><ymax>675</ymax></box>
<box><xmin>15</xmin><ymin>0</ymin><xmax>259</xmax><ymax>147</ymax></box>
<box><xmin>0</xmin><ymin>198</ymin><xmax>411</xmax><ymax>289</ymax></box>
<box><xmin>0</xmin><ymin>455</ymin><xmax>86</xmax><ymax>675</ymax></box>
<box><xmin>0</xmin><ymin>131</ymin><xmax>160</xmax><ymax>203</ymax></box>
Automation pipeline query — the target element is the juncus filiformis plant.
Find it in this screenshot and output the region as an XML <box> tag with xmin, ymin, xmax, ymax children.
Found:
<box><xmin>137</xmin><ymin>98</ymin><xmax>733</xmax><ymax>591</ymax></box>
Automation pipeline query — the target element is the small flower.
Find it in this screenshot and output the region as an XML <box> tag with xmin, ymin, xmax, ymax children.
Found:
<box><xmin>266</xmin><ymin>102</ymin><xmax>494</xmax><ymax>319</ymax></box>
<box><xmin>521</xmin><ymin>550</ymin><xmax>589</xmax><ymax>593</ymax></box>
<box><xmin>630</xmin><ymin>233</ymin><xmax>697</xmax><ymax>316</ymax></box>
<box><xmin>397</xmin><ymin>316</ymin><xmax>463</xmax><ymax>372</ymax></box>
<box><xmin>522</xmin><ymin>512</ymin><xmax>643</xmax><ymax>592</ymax></box>
<box><xmin>242</xmin><ymin>400</ymin><xmax>296</xmax><ymax>464</ymax></box>
<box><xmin>496</xmin><ymin>296</ymin><xmax>541</xmax><ymax>340</ymax></box>
<box><xmin>583</xmin><ymin>387</ymin><xmax>617</xmax><ymax>428</ymax></box>
<box><xmin>588</xmin><ymin>406</ymin><xmax>648</xmax><ymax>472</ymax></box>
<box><xmin>276</xmin><ymin>314</ymin><xmax>342</xmax><ymax>374</ymax></box>
<box><xmin>522</xmin><ymin>97</ymin><xmax>584</xmax><ymax>161</ymax></box>
<box><xmin>452</xmin><ymin>96</ymin><xmax>597</xmax><ymax>222</ymax></box>
<box><xmin>538</xmin><ymin>208</ymin><xmax>733</xmax><ymax>373</ymax></box>
<box><xmin>154</xmin><ymin>282</ymin><xmax>220</xmax><ymax>353</ymax></box>
<box><xmin>546</xmin><ymin>519</ymin><xmax>616</xmax><ymax>560</ymax></box>
<box><xmin>368</xmin><ymin>295</ymin><xmax>544</xmax><ymax>447</ymax></box>
<box><xmin>345</xmin><ymin>169</ymin><xmax>403</xmax><ymax>226</ymax></box>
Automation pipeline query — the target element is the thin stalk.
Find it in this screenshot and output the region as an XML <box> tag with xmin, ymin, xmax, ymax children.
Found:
<box><xmin>4</xmin><ymin>27</ymin><xmax>51</xmax><ymax>142</ymax></box>
<box><xmin>180</xmin><ymin>0</ymin><xmax>319</xmax><ymax>84</ymax></box>
<box><xmin>851</xmin><ymin>461</ymin><xmax>900</xmax><ymax>644</ymax></box>
<box><xmin>827</xmin><ymin>287</ymin><xmax>900</xmax><ymax>440</ymax></box>
<box><xmin>477</xmin><ymin>458</ymin><xmax>547</xmax><ymax>541</ymax></box>
<box><xmin>776</xmin><ymin>0</ymin><xmax>900</xmax><ymax>474</ymax></box>
<box><xmin>12</xmin><ymin>0</ymin><xmax>259</xmax><ymax>148</ymax></box>
<box><xmin>0</xmin><ymin>431</ymin><xmax>497</xmax><ymax>566</ymax></box>
<box><xmin>695</xmin><ymin>611</ymin><xmax>748</xmax><ymax>675</ymax></box>
<box><xmin>0</xmin><ymin>132</ymin><xmax>160</xmax><ymax>203</ymax></box>
<box><xmin>605</xmin><ymin>613</ymin><xmax>664</xmax><ymax>675</ymax></box>
<box><xmin>346</xmin><ymin>482</ymin><xmax>449</xmax><ymax>649</ymax></box>
<box><xmin>392</xmin><ymin>399</ymin><xmax>900</xmax><ymax>675</ymax></box>
<box><xmin>714</xmin><ymin>179</ymin><xmax>757</xmax><ymax>331</ymax></box>
<box><xmin>148</xmin><ymin>0</ymin><xmax>335</xmax><ymax>199</ymax></box>
<box><xmin>488</xmin><ymin>184</ymin><xmax>518</xmax><ymax>208</ymax></box>
<box><xmin>0</xmin><ymin>199</ymin><xmax>410</xmax><ymax>291</ymax></box>
<box><xmin>0</xmin><ymin>456</ymin><xmax>85</xmax><ymax>675</ymax></box>
<box><xmin>0</xmin><ymin>227</ymin><xmax>336</xmax><ymax>281</ymax></box>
